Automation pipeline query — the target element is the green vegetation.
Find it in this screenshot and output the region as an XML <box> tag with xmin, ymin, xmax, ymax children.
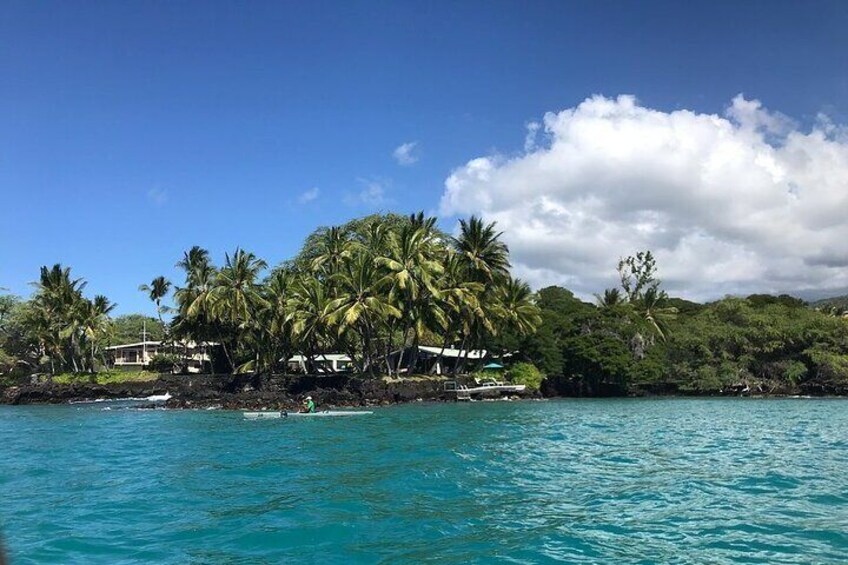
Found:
<box><xmin>0</xmin><ymin>266</ymin><xmax>115</xmax><ymax>375</ymax></box>
<box><xmin>507</xmin><ymin>362</ymin><xmax>544</xmax><ymax>391</ymax></box>
<box><xmin>0</xmin><ymin>212</ymin><xmax>542</xmax><ymax>379</ymax></box>
<box><xmin>51</xmin><ymin>371</ymin><xmax>159</xmax><ymax>385</ymax></box>
<box><xmin>111</xmin><ymin>314</ymin><xmax>166</xmax><ymax>344</ymax></box>
<box><xmin>147</xmin><ymin>353</ymin><xmax>180</xmax><ymax>374</ymax></box>
<box><xmin>3</xmin><ymin>211</ymin><xmax>848</xmax><ymax>396</ymax></box>
<box><xmin>519</xmin><ymin>285</ymin><xmax>848</xmax><ymax>395</ymax></box>
<box><xmin>166</xmin><ymin>213</ymin><xmax>540</xmax><ymax>375</ymax></box>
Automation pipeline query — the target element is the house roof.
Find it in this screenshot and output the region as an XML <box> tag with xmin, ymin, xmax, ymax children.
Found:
<box><xmin>287</xmin><ymin>353</ymin><xmax>352</xmax><ymax>362</ymax></box>
<box><xmin>105</xmin><ymin>340</ymin><xmax>215</xmax><ymax>350</ymax></box>
<box><xmin>105</xmin><ymin>341</ymin><xmax>163</xmax><ymax>350</ymax></box>
<box><xmin>411</xmin><ymin>345</ymin><xmax>488</xmax><ymax>359</ymax></box>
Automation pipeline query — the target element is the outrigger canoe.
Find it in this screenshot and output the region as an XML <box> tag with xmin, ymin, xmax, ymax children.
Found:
<box><xmin>243</xmin><ymin>410</ymin><xmax>373</xmax><ymax>419</ymax></box>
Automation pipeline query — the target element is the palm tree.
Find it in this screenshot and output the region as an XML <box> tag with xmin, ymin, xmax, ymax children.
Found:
<box><xmin>376</xmin><ymin>213</ymin><xmax>444</xmax><ymax>373</ymax></box>
<box><xmin>359</xmin><ymin>218</ymin><xmax>391</xmax><ymax>259</ymax></box>
<box><xmin>633</xmin><ymin>287</ymin><xmax>678</xmax><ymax>342</ymax></box>
<box><xmin>595</xmin><ymin>288</ymin><xmax>625</xmax><ymax>309</ymax></box>
<box><xmin>449</xmin><ymin>218</ymin><xmax>511</xmax><ymax>372</ymax></box>
<box><xmin>311</xmin><ymin>226</ymin><xmax>355</xmax><ymax>277</ymax></box>
<box><xmin>287</xmin><ymin>276</ymin><xmax>333</xmax><ymax>372</ymax></box>
<box><xmin>434</xmin><ymin>252</ymin><xmax>486</xmax><ymax>374</ymax></box>
<box><xmin>453</xmin><ymin>216</ymin><xmax>511</xmax><ymax>284</ymax></box>
<box><xmin>172</xmin><ymin>247</ymin><xmax>218</xmax><ymax>371</ymax></box>
<box><xmin>177</xmin><ymin>246</ymin><xmax>211</xmax><ymax>283</ymax></box>
<box><xmin>210</xmin><ymin>249</ymin><xmax>267</xmax><ymax>326</ymax></box>
<box><xmin>494</xmin><ymin>277</ymin><xmax>542</xmax><ymax>337</ymax></box>
<box><xmin>254</xmin><ymin>267</ymin><xmax>294</xmax><ymax>373</ymax></box>
<box><xmin>209</xmin><ymin>248</ymin><xmax>268</xmax><ymax>372</ymax></box>
<box><xmin>81</xmin><ymin>295</ymin><xmax>115</xmax><ymax>372</ymax></box>
<box><xmin>31</xmin><ymin>264</ymin><xmax>88</xmax><ymax>372</ymax></box>
<box><xmin>139</xmin><ymin>276</ymin><xmax>171</xmax><ymax>325</ymax></box>
<box><xmin>327</xmin><ymin>255</ymin><xmax>400</xmax><ymax>373</ymax></box>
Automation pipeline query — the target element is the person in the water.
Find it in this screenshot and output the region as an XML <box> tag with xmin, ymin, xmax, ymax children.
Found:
<box><xmin>301</xmin><ymin>396</ymin><xmax>315</xmax><ymax>413</ymax></box>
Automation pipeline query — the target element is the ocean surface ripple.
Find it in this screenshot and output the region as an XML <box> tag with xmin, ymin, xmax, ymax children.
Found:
<box><xmin>1</xmin><ymin>399</ymin><xmax>847</xmax><ymax>563</ymax></box>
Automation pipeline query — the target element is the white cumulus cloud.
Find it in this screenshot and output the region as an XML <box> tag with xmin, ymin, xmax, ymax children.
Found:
<box><xmin>345</xmin><ymin>177</ymin><xmax>392</xmax><ymax>208</ymax></box>
<box><xmin>393</xmin><ymin>142</ymin><xmax>419</xmax><ymax>166</ymax></box>
<box><xmin>440</xmin><ymin>95</ymin><xmax>848</xmax><ymax>301</ymax></box>
<box><xmin>298</xmin><ymin>186</ymin><xmax>320</xmax><ymax>203</ymax></box>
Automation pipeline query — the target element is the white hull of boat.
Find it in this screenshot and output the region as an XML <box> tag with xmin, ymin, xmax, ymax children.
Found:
<box><xmin>243</xmin><ymin>410</ymin><xmax>373</xmax><ymax>419</ymax></box>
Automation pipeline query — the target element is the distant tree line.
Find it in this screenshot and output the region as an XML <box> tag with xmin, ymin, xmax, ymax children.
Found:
<box><xmin>498</xmin><ymin>274</ymin><xmax>848</xmax><ymax>395</ymax></box>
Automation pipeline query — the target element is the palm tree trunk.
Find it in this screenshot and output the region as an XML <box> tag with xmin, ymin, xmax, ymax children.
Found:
<box><xmin>433</xmin><ymin>327</ymin><xmax>454</xmax><ymax>375</ymax></box>
<box><xmin>456</xmin><ymin>332</ymin><xmax>471</xmax><ymax>375</ymax></box>
<box><xmin>387</xmin><ymin>321</ymin><xmax>398</xmax><ymax>375</ymax></box>
<box><xmin>409</xmin><ymin>333</ymin><xmax>421</xmax><ymax>376</ymax></box>
<box><xmin>363</xmin><ymin>321</ymin><xmax>375</xmax><ymax>376</ymax></box>
<box><xmin>219</xmin><ymin>338</ymin><xmax>234</xmax><ymax>373</ymax></box>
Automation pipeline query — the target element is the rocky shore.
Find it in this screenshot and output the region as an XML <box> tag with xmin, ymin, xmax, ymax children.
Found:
<box><xmin>4</xmin><ymin>372</ymin><xmax>843</xmax><ymax>408</ymax></box>
<box><xmin>1</xmin><ymin>373</ymin><xmax>538</xmax><ymax>409</ymax></box>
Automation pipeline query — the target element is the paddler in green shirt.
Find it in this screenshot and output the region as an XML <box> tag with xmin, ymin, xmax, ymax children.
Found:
<box><xmin>301</xmin><ymin>395</ymin><xmax>316</xmax><ymax>413</ymax></box>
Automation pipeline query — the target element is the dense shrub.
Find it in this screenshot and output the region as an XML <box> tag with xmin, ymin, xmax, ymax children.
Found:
<box><xmin>147</xmin><ymin>353</ymin><xmax>179</xmax><ymax>374</ymax></box>
<box><xmin>509</xmin><ymin>362</ymin><xmax>544</xmax><ymax>391</ymax></box>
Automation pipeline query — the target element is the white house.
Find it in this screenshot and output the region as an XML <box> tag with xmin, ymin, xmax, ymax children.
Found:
<box><xmin>286</xmin><ymin>353</ymin><xmax>354</xmax><ymax>374</ymax></box>
<box><xmin>106</xmin><ymin>341</ymin><xmax>213</xmax><ymax>373</ymax></box>
<box><xmin>388</xmin><ymin>345</ymin><xmax>487</xmax><ymax>375</ymax></box>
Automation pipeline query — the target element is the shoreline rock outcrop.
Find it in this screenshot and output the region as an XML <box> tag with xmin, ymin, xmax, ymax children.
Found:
<box><xmin>2</xmin><ymin>373</ymin><xmax>535</xmax><ymax>408</ymax></box>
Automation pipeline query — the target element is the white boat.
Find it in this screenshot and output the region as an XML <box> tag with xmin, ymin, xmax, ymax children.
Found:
<box><xmin>243</xmin><ymin>410</ymin><xmax>373</xmax><ymax>419</ymax></box>
<box><xmin>460</xmin><ymin>380</ymin><xmax>526</xmax><ymax>394</ymax></box>
<box><xmin>447</xmin><ymin>379</ymin><xmax>526</xmax><ymax>401</ymax></box>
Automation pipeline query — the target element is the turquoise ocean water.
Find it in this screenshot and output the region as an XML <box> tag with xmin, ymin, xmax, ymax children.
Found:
<box><xmin>1</xmin><ymin>399</ymin><xmax>847</xmax><ymax>563</ymax></box>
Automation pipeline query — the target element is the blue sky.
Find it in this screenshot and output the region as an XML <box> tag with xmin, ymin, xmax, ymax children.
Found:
<box><xmin>2</xmin><ymin>1</ymin><xmax>848</xmax><ymax>313</ymax></box>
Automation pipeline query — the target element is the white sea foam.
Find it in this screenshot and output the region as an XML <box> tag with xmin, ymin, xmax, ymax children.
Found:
<box><xmin>69</xmin><ymin>397</ymin><xmax>145</xmax><ymax>404</ymax></box>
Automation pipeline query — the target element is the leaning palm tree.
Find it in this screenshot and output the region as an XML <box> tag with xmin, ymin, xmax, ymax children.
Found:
<box><xmin>139</xmin><ymin>276</ymin><xmax>171</xmax><ymax>325</ymax></box>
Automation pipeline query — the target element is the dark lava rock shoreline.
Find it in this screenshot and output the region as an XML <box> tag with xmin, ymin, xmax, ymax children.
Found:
<box><xmin>1</xmin><ymin>373</ymin><xmax>537</xmax><ymax>409</ymax></box>
<box><xmin>4</xmin><ymin>372</ymin><xmax>841</xmax><ymax>408</ymax></box>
